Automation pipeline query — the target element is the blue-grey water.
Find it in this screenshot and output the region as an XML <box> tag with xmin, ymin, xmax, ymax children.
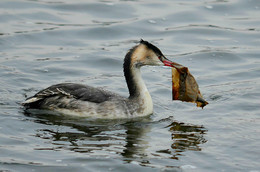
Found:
<box><xmin>0</xmin><ymin>0</ymin><xmax>260</xmax><ymax>171</ymax></box>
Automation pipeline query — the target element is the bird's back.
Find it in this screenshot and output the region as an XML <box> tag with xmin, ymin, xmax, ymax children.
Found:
<box><xmin>23</xmin><ymin>83</ymin><xmax>120</xmax><ymax>109</ymax></box>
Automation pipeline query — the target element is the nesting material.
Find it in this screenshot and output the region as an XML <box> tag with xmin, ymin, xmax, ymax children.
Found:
<box><xmin>172</xmin><ymin>65</ymin><xmax>208</xmax><ymax>108</ymax></box>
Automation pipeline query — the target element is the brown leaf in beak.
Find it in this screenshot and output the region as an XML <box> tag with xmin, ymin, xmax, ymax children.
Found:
<box><xmin>172</xmin><ymin>66</ymin><xmax>208</xmax><ymax>108</ymax></box>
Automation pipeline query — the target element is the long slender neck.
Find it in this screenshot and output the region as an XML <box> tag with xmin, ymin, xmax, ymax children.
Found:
<box><xmin>123</xmin><ymin>45</ymin><xmax>154</xmax><ymax>116</ymax></box>
<box><xmin>123</xmin><ymin>49</ymin><xmax>149</xmax><ymax>99</ymax></box>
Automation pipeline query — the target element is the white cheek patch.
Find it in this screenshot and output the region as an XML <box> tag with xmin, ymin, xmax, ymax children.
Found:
<box><xmin>132</xmin><ymin>45</ymin><xmax>163</xmax><ymax>66</ymax></box>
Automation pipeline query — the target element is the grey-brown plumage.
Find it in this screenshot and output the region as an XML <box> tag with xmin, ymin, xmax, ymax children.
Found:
<box><xmin>23</xmin><ymin>83</ymin><xmax>120</xmax><ymax>109</ymax></box>
<box><xmin>23</xmin><ymin>40</ymin><xmax>175</xmax><ymax>118</ymax></box>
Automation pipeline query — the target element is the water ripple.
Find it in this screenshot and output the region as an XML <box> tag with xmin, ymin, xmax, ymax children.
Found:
<box><xmin>1</xmin><ymin>0</ymin><xmax>260</xmax><ymax>171</ymax></box>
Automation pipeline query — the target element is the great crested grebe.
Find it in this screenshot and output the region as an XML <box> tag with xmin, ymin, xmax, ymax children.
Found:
<box><xmin>23</xmin><ymin>40</ymin><xmax>179</xmax><ymax>118</ymax></box>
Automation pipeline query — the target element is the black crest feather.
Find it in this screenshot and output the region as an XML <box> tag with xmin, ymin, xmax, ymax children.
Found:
<box><xmin>140</xmin><ymin>39</ymin><xmax>163</xmax><ymax>56</ymax></box>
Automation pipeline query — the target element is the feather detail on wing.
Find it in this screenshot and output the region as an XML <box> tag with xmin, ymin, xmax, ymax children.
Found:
<box><xmin>23</xmin><ymin>83</ymin><xmax>120</xmax><ymax>108</ymax></box>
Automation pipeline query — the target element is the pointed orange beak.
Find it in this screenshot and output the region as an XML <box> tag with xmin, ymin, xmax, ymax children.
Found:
<box><xmin>161</xmin><ymin>56</ymin><xmax>184</xmax><ymax>70</ymax></box>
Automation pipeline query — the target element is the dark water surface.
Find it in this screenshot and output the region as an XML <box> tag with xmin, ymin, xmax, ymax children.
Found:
<box><xmin>1</xmin><ymin>0</ymin><xmax>260</xmax><ymax>171</ymax></box>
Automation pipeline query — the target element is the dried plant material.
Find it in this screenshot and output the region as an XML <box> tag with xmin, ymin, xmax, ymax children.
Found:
<box><xmin>172</xmin><ymin>66</ymin><xmax>208</xmax><ymax>108</ymax></box>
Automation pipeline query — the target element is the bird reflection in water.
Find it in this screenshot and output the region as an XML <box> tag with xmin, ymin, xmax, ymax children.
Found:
<box><xmin>24</xmin><ymin>112</ymin><xmax>207</xmax><ymax>163</ymax></box>
<box><xmin>167</xmin><ymin>121</ymin><xmax>207</xmax><ymax>160</ymax></box>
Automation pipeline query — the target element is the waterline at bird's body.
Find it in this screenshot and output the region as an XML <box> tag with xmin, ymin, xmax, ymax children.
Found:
<box><xmin>23</xmin><ymin>40</ymin><xmax>176</xmax><ymax>118</ymax></box>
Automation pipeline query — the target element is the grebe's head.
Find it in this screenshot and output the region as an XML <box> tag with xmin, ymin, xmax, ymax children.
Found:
<box><xmin>130</xmin><ymin>39</ymin><xmax>174</xmax><ymax>67</ymax></box>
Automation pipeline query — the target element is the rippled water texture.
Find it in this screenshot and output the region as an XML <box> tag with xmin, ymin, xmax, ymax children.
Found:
<box><xmin>0</xmin><ymin>0</ymin><xmax>260</xmax><ymax>171</ymax></box>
